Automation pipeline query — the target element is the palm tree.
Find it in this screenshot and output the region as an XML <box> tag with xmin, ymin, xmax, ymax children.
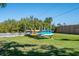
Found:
<box><xmin>44</xmin><ymin>17</ymin><xmax>53</xmax><ymax>30</ymax></box>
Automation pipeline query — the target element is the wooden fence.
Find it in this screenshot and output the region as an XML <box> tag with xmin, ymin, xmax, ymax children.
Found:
<box><xmin>55</xmin><ymin>25</ymin><xmax>79</xmax><ymax>34</ymax></box>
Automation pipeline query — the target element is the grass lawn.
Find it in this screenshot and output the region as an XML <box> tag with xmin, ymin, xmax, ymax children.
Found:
<box><xmin>0</xmin><ymin>33</ymin><xmax>79</xmax><ymax>56</ymax></box>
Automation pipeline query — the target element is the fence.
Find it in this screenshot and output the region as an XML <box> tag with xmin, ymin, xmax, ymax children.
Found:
<box><xmin>55</xmin><ymin>25</ymin><xmax>79</xmax><ymax>34</ymax></box>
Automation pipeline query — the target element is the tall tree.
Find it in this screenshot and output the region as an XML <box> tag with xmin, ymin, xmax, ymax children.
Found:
<box><xmin>0</xmin><ymin>17</ymin><xmax>54</xmax><ymax>33</ymax></box>
<box><xmin>44</xmin><ymin>17</ymin><xmax>53</xmax><ymax>30</ymax></box>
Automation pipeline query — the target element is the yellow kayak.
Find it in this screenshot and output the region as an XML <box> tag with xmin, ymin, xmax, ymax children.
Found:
<box><xmin>31</xmin><ymin>34</ymin><xmax>37</xmax><ymax>36</ymax></box>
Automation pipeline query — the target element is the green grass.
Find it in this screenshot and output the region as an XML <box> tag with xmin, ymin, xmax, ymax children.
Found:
<box><xmin>53</xmin><ymin>33</ymin><xmax>79</xmax><ymax>49</ymax></box>
<box><xmin>0</xmin><ymin>33</ymin><xmax>79</xmax><ymax>49</ymax></box>
<box><xmin>0</xmin><ymin>33</ymin><xmax>79</xmax><ymax>56</ymax></box>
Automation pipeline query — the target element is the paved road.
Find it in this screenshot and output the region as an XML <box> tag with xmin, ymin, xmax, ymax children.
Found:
<box><xmin>0</xmin><ymin>33</ymin><xmax>25</xmax><ymax>37</ymax></box>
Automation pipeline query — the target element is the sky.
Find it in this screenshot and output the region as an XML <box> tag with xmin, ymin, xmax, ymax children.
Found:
<box><xmin>0</xmin><ymin>3</ymin><xmax>79</xmax><ymax>25</ymax></box>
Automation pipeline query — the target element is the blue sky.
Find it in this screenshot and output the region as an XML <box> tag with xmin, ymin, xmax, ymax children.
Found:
<box><xmin>0</xmin><ymin>3</ymin><xmax>79</xmax><ymax>25</ymax></box>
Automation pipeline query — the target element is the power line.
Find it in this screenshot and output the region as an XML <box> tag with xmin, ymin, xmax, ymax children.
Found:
<box><xmin>53</xmin><ymin>7</ymin><xmax>79</xmax><ymax>18</ymax></box>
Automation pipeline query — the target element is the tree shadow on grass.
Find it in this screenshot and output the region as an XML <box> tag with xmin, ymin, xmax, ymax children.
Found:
<box><xmin>26</xmin><ymin>45</ymin><xmax>79</xmax><ymax>56</ymax></box>
<box><xmin>0</xmin><ymin>41</ymin><xmax>79</xmax><ymax>56</ymax></box>
<box><xmin>0</xmin><ymin>41</ymin><xmax>37</xmax><ymax>56</ymax></box>
<box><xmin>58</xmin><ymin>39</ymin><xmax>79</xmax><ymax>41</ymax></box>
